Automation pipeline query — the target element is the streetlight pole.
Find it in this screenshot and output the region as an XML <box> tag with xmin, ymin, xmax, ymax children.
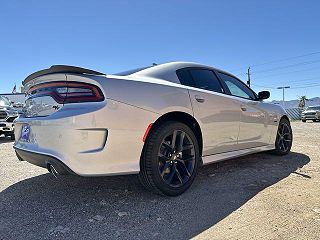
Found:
<box><xmin>277</xmin><ymin>86</ymin><xmax>290</xmax><ymax>108</ymax></box>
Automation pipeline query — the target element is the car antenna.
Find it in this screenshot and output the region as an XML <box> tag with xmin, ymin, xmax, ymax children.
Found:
<box><xmin>152</xmin><ymin>63</ymin><xmax>157</xmax><ymax>66</ymax></box>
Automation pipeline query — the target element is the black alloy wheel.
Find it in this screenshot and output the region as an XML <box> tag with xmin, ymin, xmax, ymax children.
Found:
<box><xmin>273</xmin><ymin>118</ymin><xmax>292</xmax><ymax>155</ymax></box>
<box><xmin>158</xmin><ymin>129</ymin><xmax>196</xmax><ymax>188</ymax></box>
<box><xmin>139</xmin><ymin>121</ymin><xmax>200</xmax><ymax>196</ymax></box>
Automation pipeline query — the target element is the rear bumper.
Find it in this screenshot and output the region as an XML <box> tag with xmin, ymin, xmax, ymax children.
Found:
<box><xmin>13</xmin><ymin>99</ymin><xmax>159</xmax><ymax>176</ymax></box>
<box><xmin>14</xmin><ymin>147</ymin><xmax>75</xmax><ymax>175</ymax></box>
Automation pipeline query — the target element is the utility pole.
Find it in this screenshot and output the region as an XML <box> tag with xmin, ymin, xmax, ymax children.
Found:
<box><xmin>247</xmin><ymin>67</ymin><xmax>251</xmax><ymax>87</ymax></box>
<box><xmin>277</xmin><ymin>86</ymin><xmax>290</xmax><ymax>108</ymax></box>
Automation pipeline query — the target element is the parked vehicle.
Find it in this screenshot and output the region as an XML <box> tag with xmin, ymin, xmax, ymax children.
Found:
<box><xmin>0</xmin><ymin>96</ymin><xmax>19</xmax><ymax>140</ymax></box>
<box><xmin>14</xmin><ymin>62</ymin><xmax>292</xmax><ymax>196</ymax></box>
<box><xmin>301</xmin><ymin>106</ymin><xmax>320</xmax><ymax>122</ymax></box>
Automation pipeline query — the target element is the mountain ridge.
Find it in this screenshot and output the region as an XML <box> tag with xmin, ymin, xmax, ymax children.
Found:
<box><xmin>270</xmin><ymin>97</ymin><xmax>320</xmax><ymax>108</ymax></box>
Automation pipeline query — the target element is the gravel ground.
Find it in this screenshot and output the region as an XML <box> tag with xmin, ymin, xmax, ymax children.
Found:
<box><xmin>0</xmin><ymin>121</ymin><xmax>319</xmax><ymax>240</ymax></box>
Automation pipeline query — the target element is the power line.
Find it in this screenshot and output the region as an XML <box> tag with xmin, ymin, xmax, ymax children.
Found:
<box><xmin>252</xmin><ymin>66</ymin><xmax>320</xmax><ymax>79</ymax></box>
<box><xmin>251</xmin><ymin>84</ymin><xmax>277</xmax><ymax>89</ymax></box>
<box><xmin>292</xmin><ymin>83</ymin><xmax>320</xmax><ymax>87</ymax></box>
<box><xmin>267</xmin><ymin>76</ymin><xmax>320</xmax><ymax>85</ymax></box>
<box><xmin>252</xmin><ymin>82</ymin><xmax>320</xmax><ymax>90</ymax></box>
<box><xmin>251</xmin><ymin>59</ymin><xmax>320</xmax><ymax>74</ymax></box>
<box><xmin>251</xmin><ymin>51</ymin><xmax>320</xmax><ymax>67</ymax></box>
<box><xmin>252</xmin><ymin>76</ymin><xmax>320</xmax><ymax>88</ymax></box>
<box><xmin>290</xmin><ymin>85</ymin><xmax>320</xmax><ymax>89</ymax></box>
<box><xmin>228</xmin><ymin>51</ymin><xmax>320</xmax><ymax>89</ymax></box>
<box><xmin>230</xmin><ymin>50</ymin><xmax>320</xmax><ymax>72</ymax></box>
<box><xmin>253</xmin><ymin>76</ymin><xmax>320</xmax><ymax>85</ymax></box>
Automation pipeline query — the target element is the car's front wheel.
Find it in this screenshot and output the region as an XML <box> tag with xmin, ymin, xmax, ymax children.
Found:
<box><xmin>139</xmin><ymin>121</ymin><xmax>200</xmax><ymax>196</ymax></box>
<box><xmin>272</xmin><ymin>118</ymin><xmax>293</xmax><ymax>155</ymax></box>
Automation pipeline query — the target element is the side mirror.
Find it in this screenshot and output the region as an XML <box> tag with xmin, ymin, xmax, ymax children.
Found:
<box><xmin>258</xmin><ymin>91</ymin><xmax>270</xmax><ymax>100</ymax></box>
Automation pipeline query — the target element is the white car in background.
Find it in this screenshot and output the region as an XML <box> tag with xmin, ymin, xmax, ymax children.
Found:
<box><xmin>301</xmin><ymin>106</ymin><xmax>320</xmax><ymax>122</ymax></box>
<box><xmin>0</xmin><ymin>96</ymin><xmax>19</xmax><ymax>140</ymax></box>
<box><xmin>14</xmin><ymin>62</ymin><xmax>292</xmax><ymax>196</ymax></box>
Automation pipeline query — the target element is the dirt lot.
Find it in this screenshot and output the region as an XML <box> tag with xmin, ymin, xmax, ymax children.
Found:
<box><xmin>0</xmin><ymin>121</ymin><xmax>319</xmax><ymax>240</ymax></box>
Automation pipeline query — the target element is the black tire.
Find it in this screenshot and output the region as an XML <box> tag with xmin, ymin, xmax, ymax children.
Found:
<box><xmin>302</xmin><ymin>120</ymin><xmax>306</xmax><ymax>122</ymax></box>
<box><xmin>139</xmin><ymin>121</ymin><xmax>200</xmax><ymax>196</ymax></box>
<box><xmin>272</xmin><ymin>118</ymin><xmax>293</xmax><ymax>155</ymax></box>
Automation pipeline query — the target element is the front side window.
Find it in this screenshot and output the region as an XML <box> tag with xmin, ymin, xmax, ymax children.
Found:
<box><xmin>218</xmin><ymin>72</ymin><xmax>256</xmax><ymax>100</ymax></box>
<box><xmin>189</xmin><ymin>69</ymin><xmax>224</xmax><ymax>93</ymax></box>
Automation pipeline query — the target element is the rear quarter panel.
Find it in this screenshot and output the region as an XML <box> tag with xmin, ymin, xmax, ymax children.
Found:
<box><xmin>89</xmin><ymin>75</ymin><xmax>194</xmax><ymax>116</ymax></box>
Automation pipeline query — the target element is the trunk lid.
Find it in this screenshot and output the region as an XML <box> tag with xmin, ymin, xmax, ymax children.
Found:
<box><xmin>24</xmin><ymin>73</ymin><xmax>67</xmax><ymax>117</ymax></box>
<box><xmin>22</xmin><ymin>66</ymin><xmax>105</xmax><ymax>118</ymax></box>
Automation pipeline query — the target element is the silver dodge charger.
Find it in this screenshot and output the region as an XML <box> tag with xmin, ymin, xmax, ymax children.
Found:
<box><xmin>14</xmin><ymin>62</ymin><xmax>293</xmax><ymax>196</ymax></box>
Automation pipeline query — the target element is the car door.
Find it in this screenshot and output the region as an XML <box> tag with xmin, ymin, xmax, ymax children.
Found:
<box><xmin>217</xmin><ymin>72</ymin><xmax>270</xmax><ymax>149</ymax></box>
<box><xmin>176</xmin><ymin>68</ymin><xmax>241</xmax><ymax>156</ymax></box>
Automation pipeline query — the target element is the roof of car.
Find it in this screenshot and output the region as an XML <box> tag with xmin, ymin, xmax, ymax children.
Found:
<box><xmin>133</xmin><ymin>61</ymin><xmax>230</xmax><ymax>75</ymax></box>
<box><xmin>129</xmin><ymin>62</ymin><xmax>238</xmax><ymax>84</ymax></box>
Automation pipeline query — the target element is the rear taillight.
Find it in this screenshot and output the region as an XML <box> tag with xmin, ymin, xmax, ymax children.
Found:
<box><xmin>28</xmin><ymin>81</ymin><xmax>104</xmax><ymax>104</ymax></box>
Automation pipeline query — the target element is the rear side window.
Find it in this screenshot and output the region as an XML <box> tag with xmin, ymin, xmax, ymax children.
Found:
<box><xmin>189</xmin><ymin>69</ymin><xmax>224</xmax><ymax>93</ymax></box>
<box><xmin>218</xmin><ymin>72</ymin><xmax>256</xmax><ymax>100</ymax></box>
<box><xmin>176</xmin><ymin>69</ymin><xmax>196</xmax><ymax>88</ymax></box>
<box><xmin>177</xmin><ymin>69</ymin><xmax>224</xmax><ymax>93</ymax></box>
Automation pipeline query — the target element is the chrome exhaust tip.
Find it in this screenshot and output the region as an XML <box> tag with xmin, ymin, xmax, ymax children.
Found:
<box><xmin>48</xmin><ymin>164</ymin><xmax>59</xmax><ymax>178</ymax></box>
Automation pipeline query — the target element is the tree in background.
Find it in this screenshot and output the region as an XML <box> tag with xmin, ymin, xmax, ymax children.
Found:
<box><xmin>298</xmin><ymin>95</ymin><xmax>308</xmax><ymax>108</ymax></box>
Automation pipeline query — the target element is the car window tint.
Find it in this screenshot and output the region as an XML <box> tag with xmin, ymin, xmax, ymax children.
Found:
<box><xmin>189</xmin><ymin>69</ymin><xmax>223</xmax><ymax>93</ymax></box>
<box><xmin>218</xmin><ymin>73</ymin><xmax>256</xmax><ymax>100</ymax></box>
<box><xmin>176</xmin><ymin>69</ymin><xmax>196</xmax><ymax>87</ymax></box>
<box><xmin>308</xmin><ymin>106</ymin><xmax>320</xmax><ymax>110</ymax></box>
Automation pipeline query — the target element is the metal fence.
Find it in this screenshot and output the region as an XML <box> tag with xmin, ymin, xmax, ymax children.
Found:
<box><xmin>285</xmin><ymin>108</ymin><xmax>303</xmax><ymax>120</ymax></box>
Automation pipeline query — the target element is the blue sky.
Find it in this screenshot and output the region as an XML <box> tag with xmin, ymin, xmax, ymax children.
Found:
<box><xmin>1</xmin><ymin>0</ymin><xmax>320</xmax><ymax>100</ymax></box>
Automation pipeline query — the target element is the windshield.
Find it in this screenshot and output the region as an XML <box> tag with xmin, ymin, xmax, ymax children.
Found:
<box><xmin>0</xmin><ymin>96</ymin><xmax>11</xmax><ymax>106</ymax></box>
<box><xmin>114</xmin><ymin>66</ymin><xmax>152</xmax><ymax>76</ymax></box>
<box><xmin>307</xmin><ymin>106</ymin><xmax>320</xmax><ymax>110</ymax></box>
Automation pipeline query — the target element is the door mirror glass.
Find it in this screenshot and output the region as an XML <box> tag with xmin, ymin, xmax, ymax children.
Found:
<box><xmin>258</xmin><ymin>91</ymin><xmax>270</xmax><ymax>100</ymax></box>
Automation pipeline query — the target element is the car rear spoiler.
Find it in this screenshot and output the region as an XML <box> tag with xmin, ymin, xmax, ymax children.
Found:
<box><xmin>23</xmin><ymin>65</ymin><xmax>106</xmax><ymax>85</ymax></box>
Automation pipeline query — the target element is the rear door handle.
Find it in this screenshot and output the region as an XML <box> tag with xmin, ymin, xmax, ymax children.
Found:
<box><xmin>241</xmin><ymin>106</ymin><xmax>247</xmax><ymax>111</ymax></box>
<box><xmin>195</xmin><ymin>95</ymin><xmax>205</xmax><ymax>103</ymax></box>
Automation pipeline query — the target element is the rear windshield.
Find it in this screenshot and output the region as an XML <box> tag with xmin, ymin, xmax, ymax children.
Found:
<box><xmin>307</xmin><ymin>106</ymin><xmax>320</xmax><ymax>110</ymax></box>
<box><xmin>114</xmin><ymin>66</ymin><xmax>152</xmax><ymax>76</ymax></box>
<box><xmin>0</xmin><ymin>96</ymin><xmax>11</xmax><ymax>106</ymax></box>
